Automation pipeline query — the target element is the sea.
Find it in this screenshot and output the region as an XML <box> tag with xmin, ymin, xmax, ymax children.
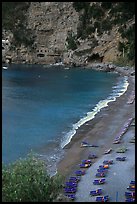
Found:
<box><xmin>2</xmin><ymin>64</ymin><xmax>129</xmax><ymax>176</ymax></box>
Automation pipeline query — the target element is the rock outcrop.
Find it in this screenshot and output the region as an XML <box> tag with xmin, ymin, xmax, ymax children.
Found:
<box><xmin>2</xmin><ymin>2</ymin><xmax>135</xmax><ymax>65</ymax></box>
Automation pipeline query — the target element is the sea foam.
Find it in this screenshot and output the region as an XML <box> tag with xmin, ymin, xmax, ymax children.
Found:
<box><xmin>61</xmin><ymin>76</ymin><xmax>129</xmax><ymax>148</ymax></box>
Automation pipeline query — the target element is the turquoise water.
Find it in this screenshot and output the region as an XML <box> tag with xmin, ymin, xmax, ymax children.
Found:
<box><xmin>2</xmin><ymin>64</ymin><xmax>128</xmax><ymax>175</ymax></box>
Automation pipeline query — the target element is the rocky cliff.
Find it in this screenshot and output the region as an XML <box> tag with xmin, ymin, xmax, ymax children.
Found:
<box><xmin>2</xmin><ymin>2</ymin><xmax>135</xmax><ymax>66</ymax></box>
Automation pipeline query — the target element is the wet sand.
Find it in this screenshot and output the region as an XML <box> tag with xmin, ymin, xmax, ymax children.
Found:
<box><xmin>57</xmin><ymin>72</ymin><xmax>135</xmax><ymax>199</ymax></box>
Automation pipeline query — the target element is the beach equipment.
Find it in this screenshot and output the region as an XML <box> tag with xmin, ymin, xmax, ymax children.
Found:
<box><xmin>125</xmin><ymin>198</ymin><xmax>135</xmax><ymax>202</ymax></box>
<box><xmin>75</xmin><ymin>170</ymin><xmax>85</xmax><ymax>176</ymax></box>
<box><xmin>65</xmin><ymin>193</ymin><xmax>75</xmax><ymax>200</ymax></box>
<box><xmin>99</xmin><ymin>164</ymin><xmax>109</xmax><ymax>169</ymax></box>
<box><xmin>79</xmin><ymin>163</ymin><xmax>91</xmax><ymax>168</ymax></box>
<box><xmin>64</xmin><ymin>187</ymin><xmax>77</xmax><ymax>193</ymax></box>
<box><xmin>125</xmin><ymin>192</ymin><xmax>135</xmax><ymax>198</ymax></box>
<box><xmin>69</xmin><ymin>176</ymin><xmax>80</xmax><ymax>182</ymax></box>
<box><xmin>80</xmin><ymin>141</ymin><xmax>98</xmax><ymax>147</ymax></box>
<box><xmin>90</xmin><ymin>188</ymin><xmax>102</xmax><ymax>196</ymax></box>
<box><xmin>93</xmin><ymin>178</ymin><xmax>106</xmax><ymax>185</ymax></box>
<box><xmin>130</xmin><ymin>181</ymin><xmax>135</xmax><ymax>185</ymax></box>
<box><xmin>116</xmin><ymin>157</ymin><xmax>126</xmax><ymax>161</ymax></box>
<box><xmin>104</xmin><ymin>148</ymin><xmax>112</xmax><ymax>154</ymax></box>
<box><xmin>113</xmin><ymin>140</ymin><xmax>120</xmax><ymax>144</ymax></box>
<box><xmin>96</xmin><ymin>172</ymin><xmax>106</xmax><ymax>177</ymax></box>
<box><xmin>116</xmin><ymin>146</ymin><xmax>127</xmax><ymax>153</ymax></box>
<box><xmin>81</xmin><ymin>159</ymin><xmax>92</xmax><ymax>164</ymax></box>
<box><xmin>127</xmin><ymin>185</ymin><xmax>135</xmax><ymax>191</ymax></box>
<box><xmin>88</xmin><ymin>153</ymin><xmax>97</xmax><ymax>159</ymax></box>
<box><xmin>129</xmin><ymin>136</ymin><xmax>135</xmax><ymax>143</ymax></box>
<box><xmin>96</xmin><ymin>195</ymin><xmax>109</xmax><ymax>202</ymax></box>
<box><xmin>65</xmin><ymin>182</ymin><xmax>77</xmax><ymax>187</ymax></box>
<box><xmin>103</xmin><ymin>160</ymin><xmax>113</xmax><ymax>165</ymax></box>
<box><xmin>97</xmin><ymin>168</ymin><xmax>108</xmax><ymax>173</ymax></box>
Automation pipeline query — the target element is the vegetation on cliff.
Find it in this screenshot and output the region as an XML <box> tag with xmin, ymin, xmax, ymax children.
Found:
<box><xmin>2</xmin><ymin>2</ymin><xmax>135</xmax><ymax>65</ymax></box>
<box><xmin>2</xmin><ymin>2</ymin><xmax>34</xmax><ymax>48</ymax></box>
<box><xmin>72</xmin><ymin>2</ymin><xmax>135</xmax><ymax>63</ymax></box>
<box><xmin>2</xmin><ymin>154</ymin><xmax>65</xmax><ymax>202</ymax></box>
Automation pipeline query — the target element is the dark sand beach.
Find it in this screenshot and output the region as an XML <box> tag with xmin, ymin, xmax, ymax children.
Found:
<box><xmin>57</xmin><ymin>68</ymin><xmax>135</xmax><ymax>202</ymax></box>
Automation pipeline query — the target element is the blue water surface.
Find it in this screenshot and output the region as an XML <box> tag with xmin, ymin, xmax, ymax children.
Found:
<box><xmin>2</xmin><ymin>64</ymin><xmax>122</xmax><ymax>167</ymax></box>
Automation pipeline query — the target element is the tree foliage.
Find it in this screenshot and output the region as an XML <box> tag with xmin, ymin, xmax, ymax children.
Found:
<box><xmin>73</xmin><ymin>2</ymin><xmax>135</xmax><ymax>63</ymax></box>
<box><xmin>2</xmin><ymin>154</ymin><xmax>64</xmax><ymax>202</ymax></box>
<box><xmin>2</xmin><ymin>2</ymin><xmax>34</xmax><ymax>48</ymax></box>
<box><xmin>66</xmin><ymin>31</ymin><xmax>78</xmax><ymax>50</ymax></box>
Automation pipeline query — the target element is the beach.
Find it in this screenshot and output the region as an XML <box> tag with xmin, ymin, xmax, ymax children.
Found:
<box><xmin>57</xmin><ymin>67</ymin><xmax>135</xmax><ymax>202</ymax></box>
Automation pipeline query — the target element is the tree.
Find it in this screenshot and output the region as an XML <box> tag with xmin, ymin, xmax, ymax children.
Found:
<box><xmin>2</xmin><ymin>154</ymin><xmax>64</xmax><ymax>202</ymax></box>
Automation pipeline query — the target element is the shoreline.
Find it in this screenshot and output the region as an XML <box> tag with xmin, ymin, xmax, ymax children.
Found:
<box><xmin>57</xmin><ymin>66</ymin><xmax>135</xmax><ymax>182</ymax></box>
<box><xmin>60</xmin><ymin>75</ymin><xmax>129</xmax><ymax>149</ymax></box>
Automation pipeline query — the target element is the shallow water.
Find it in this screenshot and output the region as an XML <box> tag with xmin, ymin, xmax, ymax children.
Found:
<box><xmin>2</xmin><ymin>64</ymin><xmax>128</xmax><ymax>175</ymax></box>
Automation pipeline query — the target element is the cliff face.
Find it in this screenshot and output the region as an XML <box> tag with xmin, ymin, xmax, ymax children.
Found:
<box><xmin>2</xmin><ymin>2</ymin><xmax>135</xmax><ymax>65</ymax></box>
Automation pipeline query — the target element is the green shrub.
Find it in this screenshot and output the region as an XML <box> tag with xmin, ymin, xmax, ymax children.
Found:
<box><xmin>101</xmin><ymin>2</ymin><xmax>112</xmax><ymax>10</ymax></box>
<box><xmin>2</xmin><ymin>154</ymin><xmax>64</xmax><ymax>202</ymax></box>
<box><xmin>73</xmin><ymin>2</ymin><xmax>90</xmax><ymax>12</ymax></box>
<box><xmin>66</xmin><ymin>32</ymin><xmax>78</xmax><ymax>50</ymax></box>
<box><xmin>2</xmin><ymin>2</ymin><xmax>34</xmax><ymax>48</ymax></box>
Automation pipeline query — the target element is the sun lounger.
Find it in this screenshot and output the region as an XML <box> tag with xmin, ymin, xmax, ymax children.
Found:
<box><xmin>125</xmin><ymin>192</ymin><xmax>135</xmax><ymax>198</ymax></box>
<box><xmin>104</xmin><ymin>148</ymin><xmax>112</xmax><ymax>154</ymax></box>
<box><xmin>116</xmin><ymin>157</ymin><xmax>126</xmax><ymax>161</ymax></box>
<box><xmin>125</xmin><ymin>198</ymin><xmax>135</xmax><ymax>202</ymax></box>
<box><xmin>81</xmin><ymin>159</ymin><xmax>92</xmax><ymax>164</ymax></box>
<box><xmin>80</xmin><ymin>141</ymin><xmax>99</xmax><ymax>147</ymax></box>
<box><xmin>88</xmin><ymin>154</ymin><xmax>98</xmax><ymax>159</ymax></box>
<box><xmin>116</xmin><ymin>146</ymin><xmax>127</xmax><ymax>153</ymax></box>
<box><xmin>64</xmin><ymin>187</ymin><xmax>77</xmax><ymax>193</ymax></box>
<box><xmin>103</xmin><ymin>160</ymin><xmax>113</xmax><ymax>165</ymax></box>
<box><xmin>96</xmin><ymin>195</ymin><xmax>109</xmax><ymax>202</ymax></box>
<box><xmin>79</xmin><ymin>163</ymin><xmax>91</xmax><ymax>168</ymax></box>
<box><xmin>93</xmin><ymin>179</ymin><xmax>106</xmax><ymax>185</ymax></box>
<box><xmin>69</xmin><ymin>176</ymin><xmax>80</xmax><ymax>182</ymax></box>
<box><xmin>90</xmin><ymin>188</ymin><xmax>102</xmax><ymax>196</ymax></box>
<box><xmin>113</xmin><ymin>140</ymin><xmax>120</xmax><ymax>144</ymax></box>
<box><xmin>65</xmin><ymin>194</ymin><xmax>75</xmax><ymax>200</ymax></box>
<box><xmin>96</xmin><ymin>172</ymin><xmax>106</xmax><ymax>177</ymax></box>
<box><xmin>99</xmin><ymin>164</ymin><xmax>109</xmax><ymax>169</ymax></box>
<box><xmin>97</xmin><ymin>168</ymin><xmax>108</xmax><ymax>173</ymax></box>
<box><xmin>127</xmin><ymin>186</ymin><xmax>135</xmax><ymax>191</ymax></box>
<box><xmin>65</xmin><ymin>182</ymin><xmax>77</xmax><ymax>187</ymax></box>
<box><xmin>130</xmin><ymin>181</ymin><xmax>135</xmax><ymax>185</ymax></box>
<box><xmin>75</xmin><ymin>170</ymin><xmax>85</xmax><ymax>176</ymax></box>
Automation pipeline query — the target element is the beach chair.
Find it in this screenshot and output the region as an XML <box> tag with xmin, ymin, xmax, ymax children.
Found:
<box><xmin>130</xmin><ymin>181</ymin><xmax>135</xmax><ymax>185</ymax></box>
<box><xmin>127</xmin><ymin>186</ymin><xmax>135</xmax><ymax>191</ymax></box>
<box><xmin>79</xmin><ymin>163</ymin><xmax>91</xmax><ymax>168</ymax></box>
<box><xmin>65</xmin><ymin>182</ymin><xmax>77</xmax><ymax>187</ymax></box>
<box><xmin>116</xmin><ymin>157</ymin><xmax>126</xmax><ymax>161</ymax></box>
<box><xmin>75</xmin><ymin>170</ymin><xmax>85</xmax><ymax>176</ymax></box>
<box><xmin>81</xmin><ymin>159</ymin><xmax>92</xmax><ymax>164</ymax></box>
<box><xmin>104</xmin><ymin>148</ymin><xmax>112</xmax><ymax>154</ymax></box>
<box><xmin>113</xmin><ymin>140</ymin><xmax>120</xmax><ymax>144</ymax></box>
<box><xmin>90</xmin><ymin>188</ymin><xmax>102</xmax><ymax>196</ymax></box>
<box><xmin>97</xmin><ymin>168</ymin><xmax>108</xmax><ymax>173</ymax></box>
<box><xmin>65</xmin><ymin>193</ymin><xmax>75</xmax><ymax>200</ymax></box>
<box><xmin>125</xmin><ymin>192</ymin><xmax>135</xmax><ymax>198</ymax></box>
<box><xmin>125</xmin><ymin>198</ymin><xmax>135</xmax><ymax>202</ymax></box>
<box><xmin>64</xmin><ymin>187</ymin><xmax>77</xmax><ymax>193</ymax></box>
<box><xmin>93</xmin><ymin>179</ymin><xmax>105</xmax><ymax>185</ymax></box>
<box><xmin>103</xmin><ymin>160</ymin><xmax>113</xmax><ymax>165</ymax></box>
<box><xmin>96</xmin><ymin>172</ymin><xmax>106</xmax><ymax>177</ymax></box>
<box><xmin>99</xmin><ymin>164</ymin><xmax>109</xmax><ymax>169</ymax></box>
<box><xmin>69</xmin><ymin>176</ymin><xmax>80</xmax><ymax>182</ymax></box>
<box><xmin>96</xmin><ymin>195</ymin><xmax>109</xmax><ymax>202</ymax></box>
<box><xmin>116</xmin><ymin>146</ymin><xmax>127</xmax><ymax>153</ymax></box>
<box><xmin>88</xmin><ymin>154</ymin><xmax>97</xmax><ymax>159</ymax></box>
